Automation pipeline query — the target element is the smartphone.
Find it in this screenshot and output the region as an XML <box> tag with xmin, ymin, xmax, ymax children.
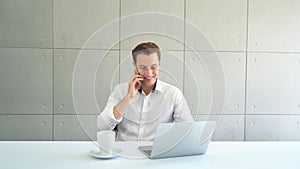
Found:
<box><xmin>138</xmin><ymin>72</ymin><xmax>144</xmax><ymax>82</ymax></box>
<box><xmin>135</xmin><ymin>68</ymin><xmax>144</xmax><ymax>82</ymax></box>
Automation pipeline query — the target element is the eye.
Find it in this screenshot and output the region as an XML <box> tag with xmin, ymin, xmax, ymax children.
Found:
<box><xmin>151</xmin><ymin>64</ymin><xmax>158</xmax><ymax>69</ymax></box>
<box><xmin>139</xmin><ymin>65</ymin><xmax>147</xmax><ymax>70</ymax></box>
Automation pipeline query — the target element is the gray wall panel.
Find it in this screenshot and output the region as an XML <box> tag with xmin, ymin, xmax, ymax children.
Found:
<box><xmin>0</xmin><ymin>48</ymin><xmax>52</xmax><ymax>114</ymax></box>
<box><xmin>248</xmin><ymin>0</ymin><xmax>300</xmax><ymax>52</ymax></box>
<box><xmin>194</xmin><ymin>115</ymin><xmax>244</xmax><ymax>141</ymax></box>
<box><xmin>119</xmin><ymin>50</ymin><xmax>132</xmax><ymax>83</ymax></box>
<box><xmin>246</xmin><ymin>115</ymin><xmax>300</xmax><ymax>141</ymax></box>
<box><xmin>0</xmin><ymin>0</ymin><xmax>52</xmax><ymax>48</ymax></box>
<box><xmin>186</xmin><ymin>0</ymin><xmax>247</xmax><ymax>51</ymax></box>
<box><xmin>54</xmin><ymin>49</ymin><xmax>119</xmax><ymax>114</ymax></box>
<box><xmin>247</xmin><ymin>53</ymin><xmax>300</xmax><ymax>114</ymax></box>
<box><xmin>184</xmin><ymin>51</ymin><xmax>246</xmax><ymax>115</ymax></box>
<box><xmin>53</xmin><ymin>0</ymin><xmax>119</xmax><ymax>49</ymax></box>
<box><xmin>54</xmin><ymin>115</ymin><xmax>97</xmax><ymax>141</ymax></box>
<box><xmin>219</xmin><ymin>52</ymin><xmax>246</xmax><ymax>114</ymax></box>
<box><xmin>159</xmin><ymin>51</ymin><xmax>184</xmax><ymax>90</ymax></box>
<box><xmin>54</xmin><ymin>49</ymin><xmax>78</xmax><ymax>114</ymax></box>
<box><xmin>120</xmin><ymin>0</ymin><xmax>184</xmax><ymax>50</ymax></box>
<box><xmin>0</xmin><ymin>115</ymin><xmax>52</xmax><ymax>141</ymax></box>
<box><xmin>184</xmin><ymin>51</ymin><xmax>212</xmax><ymax>115</ymax></box>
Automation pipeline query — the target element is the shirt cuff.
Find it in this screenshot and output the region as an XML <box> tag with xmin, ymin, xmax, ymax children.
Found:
<box><xmin>102</xmin><ymin>110</ymin><xmax>123</xmax><ymax>127</ymax></box>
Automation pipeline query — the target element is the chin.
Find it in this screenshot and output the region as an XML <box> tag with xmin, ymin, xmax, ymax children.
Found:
<box><xmin>143</xmin><ymin>77</ymin><xmax>156</xmax><ymax>86</ymax></box>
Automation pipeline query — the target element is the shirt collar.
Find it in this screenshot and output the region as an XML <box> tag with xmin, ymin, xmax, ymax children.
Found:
<box><xmin>138</xmin><ymin>78</ymin><xmax>162</xmax><ymax>94</ymax></box>
<box><xmin>155</xmin><ymin>78</ymin><xmax>163</xmax><ymax>93</ymax></box>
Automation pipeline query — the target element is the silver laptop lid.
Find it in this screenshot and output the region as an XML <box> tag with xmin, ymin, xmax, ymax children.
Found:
<box><xmin>150</xmin><ymin>121</ymin><xmax>216</xmax><ymax>159</ymax></box>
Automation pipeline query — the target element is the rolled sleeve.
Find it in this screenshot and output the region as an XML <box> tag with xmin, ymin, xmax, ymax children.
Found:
<box><xmin>97</xmin><ymin>85</ymin><xmax>124</xmax><ymax>131</ymax></box>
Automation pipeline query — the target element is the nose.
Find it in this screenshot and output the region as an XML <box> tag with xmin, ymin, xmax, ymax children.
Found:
<box><xmin>144</xmin><ymin>67</ymin><xmax>153</xmax><ymax>77</ymax></box>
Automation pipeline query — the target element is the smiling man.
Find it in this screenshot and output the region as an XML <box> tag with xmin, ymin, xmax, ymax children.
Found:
<box><xmin>97</xmin><ymin>42</ymin><xmax>194</xmax><ymax>141</ymax></box>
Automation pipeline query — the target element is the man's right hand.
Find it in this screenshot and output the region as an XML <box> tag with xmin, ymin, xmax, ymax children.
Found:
<box><xmin>113</xmin><ymin>74</ymin><xmax>143</xmax><ymax>120</ymax></box>
<box><xmin>126</xmin><ymin>74</ymin><xmax>143</xmax><ymax>99</ymax></box>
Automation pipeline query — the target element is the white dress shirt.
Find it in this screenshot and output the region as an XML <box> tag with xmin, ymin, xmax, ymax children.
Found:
<box><xmin>97</xmin><ymin>79</ymin><xmax>194</xmax><ymax>141</ymax></box>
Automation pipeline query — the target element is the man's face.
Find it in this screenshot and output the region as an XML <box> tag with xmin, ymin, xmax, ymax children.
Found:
<box><xmin>134</xmin><ymin>52</ymin><xmax>160</xmax><ymax>87</ymax></box>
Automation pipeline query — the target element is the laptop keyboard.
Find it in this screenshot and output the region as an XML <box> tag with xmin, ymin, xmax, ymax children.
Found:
<box><xmin>144</xmin><ymin>149</ymin><xmax>152</xmax><ymax>156</ymax></box>
<box><xmin>138</xmin><ymin>146</ymin><xmax>153</xmax><ymax>156</ymax></box>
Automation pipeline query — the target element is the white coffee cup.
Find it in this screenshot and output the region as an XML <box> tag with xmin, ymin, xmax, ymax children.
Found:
<box><xmin>97</xmin><ymin>130</ymin><xmax>115</xmax><ymax>155</ymax></box>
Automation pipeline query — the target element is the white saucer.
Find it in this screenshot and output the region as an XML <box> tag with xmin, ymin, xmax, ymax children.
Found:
<box><xmin>90</xmin><ymin>148</ymin><xmax>122</xmax><ymax>159</ymax></box>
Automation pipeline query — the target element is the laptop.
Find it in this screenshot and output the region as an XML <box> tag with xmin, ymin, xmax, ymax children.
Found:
<box><xmin>138</xmin><ymin>121</ymin><xmax>216</xmax><ymax>159</ymax></box>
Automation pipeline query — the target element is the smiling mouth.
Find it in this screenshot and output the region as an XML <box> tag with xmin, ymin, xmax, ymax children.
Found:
<box><xmin>143</xmin><ymin>76</ymin><xmax>154</xmax><ymax>81</ymax></box>
<box><xmin>141</xmin><ymin>77</ymin><xmax>155</xmax><ymax>84</ymax></box>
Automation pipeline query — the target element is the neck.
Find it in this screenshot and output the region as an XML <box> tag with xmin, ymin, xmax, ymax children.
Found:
<box><xmin>141</xmin><ymin>79</ymin><xmax>157</xmax><ymax>95</ymax></box>
<box><xmin>141</xmin><ymin>85</ymin><xmax>154</xmax><ymax>95</ymax></box>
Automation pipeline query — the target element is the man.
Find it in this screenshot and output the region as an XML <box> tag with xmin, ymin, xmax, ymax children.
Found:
<box><xmin>97</xmin><ymin>42</ymin><xmax>193</xmax><ymax>141</ymax></box>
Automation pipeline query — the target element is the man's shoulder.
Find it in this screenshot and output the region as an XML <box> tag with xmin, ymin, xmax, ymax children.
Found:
<box><xmin>159</xmin><ymin>80</ymin><xmax>181</xmax><ymax>93</ymax></box>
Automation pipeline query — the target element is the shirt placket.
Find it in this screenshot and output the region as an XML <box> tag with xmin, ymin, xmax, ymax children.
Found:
<box><xmin>138</xmin><ymin>94</ymin><xmax>151</xmax><ymax>141</ymax></box>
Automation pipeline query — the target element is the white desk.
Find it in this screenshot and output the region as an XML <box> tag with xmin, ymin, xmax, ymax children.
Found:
<box><xmin>0</xmin><ymin>141</ymin><xmax>299</xmax><ymax>169</ymax></box>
